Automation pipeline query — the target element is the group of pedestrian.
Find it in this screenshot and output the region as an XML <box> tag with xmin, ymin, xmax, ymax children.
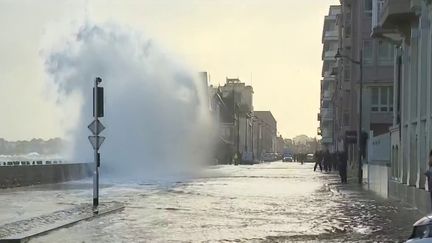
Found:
<box><xmin>313</xmin><ymin>149</ymin><xmax>347</xmax><ymax>183</ymax></box>
<box><xmin>293</xmin><ymin>153</ymin><xmax>306</xmax><ymax>164</ymax></box>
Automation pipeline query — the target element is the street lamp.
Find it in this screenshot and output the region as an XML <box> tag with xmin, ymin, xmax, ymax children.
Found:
<box><xmin>335</xmin><ymin>48</ymin><xmax>363</xmax><ymax>185</ymax></box>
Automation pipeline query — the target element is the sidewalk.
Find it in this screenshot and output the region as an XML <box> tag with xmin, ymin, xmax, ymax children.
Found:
<box><xmin>319</xmin><ymin>170</ymin><xmax>424</xmax><ymax>240</ymax></box>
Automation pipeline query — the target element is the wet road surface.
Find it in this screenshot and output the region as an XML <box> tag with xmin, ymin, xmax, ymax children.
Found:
<box><xmin>0</xmin><ymin>162</ymin><xmax>424</xmax><ymax>242</ymax></box>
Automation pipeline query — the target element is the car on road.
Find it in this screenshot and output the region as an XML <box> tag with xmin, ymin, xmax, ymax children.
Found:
<box><xmin>282</xmin><ymin>155</ymin><xmax>293</xmax><ymax>162</ymax></box>
<box><xmin>407</xmin><ymin>215</ymin><xmax>432</xmax><ymax>242</ymax></box>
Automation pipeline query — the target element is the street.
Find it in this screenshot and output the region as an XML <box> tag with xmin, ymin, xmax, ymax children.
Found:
<box><xmin>0</xmin><ymin>162</ymin><xmax>423</xmax><ymax>242</ymax></box>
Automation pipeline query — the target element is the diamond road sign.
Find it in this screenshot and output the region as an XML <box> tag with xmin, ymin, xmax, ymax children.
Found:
<box><xmin>88</xmin><ymin>136</ymin><xmax>105</xmax><ymax>150</ymax></box>
<box><xmin>88</xmin><ymin>120</ymin><xmax>105</xmax><ymax>135</ymax></box>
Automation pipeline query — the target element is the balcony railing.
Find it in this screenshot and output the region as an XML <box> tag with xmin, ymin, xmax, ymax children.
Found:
<box><xmin>321</xmin><ymin>136</ymin><xmax>333</xmax><ymax>144</ymax></box>
<box><xmin>323</xmin><ymin>30</ymin><xmax>339</xmax><ymax>41</ymax></box>
<box><xmin>371</xmin><ymin>0</ymin><xmax>420</xmax><ymax>40</ymax></box>
<box><xmin>320</xmin><ymin>108</ymin><xmax>334</xmax><ymax>120</ymax></box>
<box><xmin>374</xmin><ymin>0</ymin><xmax>418</xmax><ymax>29</ymax></box>
<box><xmin>323</xmin><ymin>49</ymin><xmax>338</xmax><ymax>61</ymax></box>
<box><xmin>323</xmin><ymin>90</ymin><xmax>334</xmax><ymax>99</ymax></box>
<box><xmin>371</xmin><ymin>0</ymin><xmax>385</xmax><ymax>32</ymax></box>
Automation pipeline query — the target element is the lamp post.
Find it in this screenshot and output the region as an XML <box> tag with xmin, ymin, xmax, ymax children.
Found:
<box><xmin>245</xmin><ymin>114</ymin><xmax>248</xmax><ymax>153</ymax></box>
<box><xmin>251</xmin><ymin>116</ymin><xmax>255</xmax><ymax>162</ymax></box>
<box><xmin>232</xmin><ymin>84</ymin><xmax>240</xmax><ymax>165</ymax></box>
<box><xmin>250</xmin><ymin>114</ymin><xmax>259</xmax><ymax>162</ymax></box>
<box><xmin>335</xmin><ymin>48</ymin><xmax>363</xmax><ymax>184</ymax></box>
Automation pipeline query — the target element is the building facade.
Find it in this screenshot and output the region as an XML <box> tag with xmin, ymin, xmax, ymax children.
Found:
<box><xmin>321</xmin><ymin>1</ymin><xmax>394</xmax><ymax>181</ymax></box>
<box><xmin>319</xmin><ymin>5</ymin><xmax>341</xmax><ymax>152</ymax></box>
<box><xmin>207</xmin><ymin>75</ymin><xmax>282</xmax><ymax>164</ymax></box>
<box><xmin>219</xmin><ymin>78</ymin><xmax>254</xmax><ymax>162</ymax></box>
<box><xmin>371</xmin><ymin>0</ymin><xmax>432</xmax><ymax>212</ymax></box>
<box><xmin>254</xmin><ymin>111</ymin><xmax>277</xmax><ymax>159</ymax></box>
<box><xmin>275</xmin><ymin>136</ymin><xmax>285</xmax><ymax>155</ymax></box>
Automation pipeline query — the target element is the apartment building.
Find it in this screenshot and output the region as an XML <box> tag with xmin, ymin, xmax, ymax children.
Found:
<box><xmin>329</xmin><ymin>1</ymin><xmax>394</xmax><ymax>178</ymax></box>
<box><xmin>254</xmin><ymin>111</ymin><xmax>277</xmax><ymax>159</ymax></box>
<box><xmin>219</xmin><ymin>78</ymin><xmax>254</xmax><ymax>162</ymax></box>
<box><xmin>319</xmin><ymin>5</ymin><xmax>341</xmax><ymax>152</ymax></box>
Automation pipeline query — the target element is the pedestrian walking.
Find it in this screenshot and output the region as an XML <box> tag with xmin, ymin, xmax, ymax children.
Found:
<box><xmin>424</xmin><ymin>150</ymin><xmax>432</xmax><ymax>210</ymax></box>
<box><xmin>338</xmin><ymin>151</ymin><xmax>348</xmax><ymax>183</ymax></box>
<box><xmin>314</xmin><ymin>151</ymin><xmax>322</xmax><ymax>172</ymax></box>
<box><xmin>323</xmin><ymin>149</ymin><xmax>331</xmax><ymax>172</ymax></box>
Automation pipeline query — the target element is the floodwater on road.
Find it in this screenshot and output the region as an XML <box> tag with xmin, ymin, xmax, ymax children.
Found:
<box><xmin>1</xmin><ymin>162</ymin><xmax>424</xmax><ymax>242</ymax></box>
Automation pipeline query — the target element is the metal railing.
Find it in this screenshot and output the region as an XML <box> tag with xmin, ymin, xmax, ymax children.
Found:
<box><xmin>0</xmin><ymin>160</ymin><xmax>65</xmax><ymax>166</ymax></box>
<box><xmin>372</xmin><ymin>0</ymin><xmax>386</xmax><ymax>31</ymax></box>
<box><xmin>324</xmin><ymin>30</ymin><xmax>339</xmax><ymax>40</ymax></box>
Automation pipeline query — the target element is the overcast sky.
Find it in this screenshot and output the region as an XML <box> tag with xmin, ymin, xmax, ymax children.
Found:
<box><xmin>0</xmin><ymin>0</ymin><xmax>339</xmax><ymax>141</ymax></box>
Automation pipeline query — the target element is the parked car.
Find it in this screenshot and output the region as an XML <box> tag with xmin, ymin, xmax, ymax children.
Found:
<box><xmin>262</xmin><ymin>153</ymin><xmax>274</xmax><ymax>162</ymax></box>
<box><xmin>282</xmin><ymin>156</ymin><xmax>293</xmax><ymax>162</ymax></box>
<box><xmin>407</xmin><ymin>215</ymin><xmax>432</xmax><ymax>242</ymax></box>
<box><xmin>304</xmin><ymin>153</ymin><xmax>315</xmax><ymax>162</ymax></box>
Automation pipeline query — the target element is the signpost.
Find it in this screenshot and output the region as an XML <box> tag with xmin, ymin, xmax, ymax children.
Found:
<box><xmin>345</xmin><ymin>130</ymin><xmax>357</xmax><ymax>144</ymax></box>
<box><xmin>88</xmin><ymin>77</ymin><xmax>105</xmax><ymax>212</ymax></box>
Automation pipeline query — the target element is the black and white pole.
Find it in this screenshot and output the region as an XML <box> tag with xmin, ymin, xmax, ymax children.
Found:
<box><xmin>88</xmin><ymin>77</ymin><xmax>105</xmax><ymax>212</ymax></box>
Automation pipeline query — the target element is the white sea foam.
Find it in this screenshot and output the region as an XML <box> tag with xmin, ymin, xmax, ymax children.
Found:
<box><xmin>43</xmin><ymin>21</ymin><xmax>214</xmax><ymax>180</ymax></box>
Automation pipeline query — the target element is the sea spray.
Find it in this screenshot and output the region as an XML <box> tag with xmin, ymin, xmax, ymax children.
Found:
<box><xmin>43</xmin><ymin>22</ymin><xmax>215</xmax><ymax>181</ymax></box>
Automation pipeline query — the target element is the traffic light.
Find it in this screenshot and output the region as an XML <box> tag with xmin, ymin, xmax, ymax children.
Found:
<box><xmin>93</xmin><ymin>79</ymin><xmax>104</xmax><ymax>118</ymax></box>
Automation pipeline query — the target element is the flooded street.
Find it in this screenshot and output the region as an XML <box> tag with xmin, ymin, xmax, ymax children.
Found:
<box><xmin>1</xmin><ymin>162</ymin><xmax>423</xmax><ymax>242</ymax></box>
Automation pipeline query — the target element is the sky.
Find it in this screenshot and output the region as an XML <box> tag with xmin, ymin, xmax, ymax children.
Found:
<box><xmin>0</xmin><ymin>0</ymin><xmax>339</xmax><ymax>141</ymax></box>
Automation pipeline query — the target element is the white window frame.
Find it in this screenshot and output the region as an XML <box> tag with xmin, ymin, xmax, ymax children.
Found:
<box><xmin>364</xmin><ymin>0</ymin><xmax>373</xmax><ymax>17</ymax></box>
<box><xmin>344</xmin><ymin>63</ymin><xmax>351</xmax><ymax>81</ymax></box>
<box><xmin>363</xmin><ymin>40</ymin><xmax>373</xmax><ymax>65</ymax></box>
<box><xmin>371</xmin><ymin>86</ymin><xmax>394</xmax><ymax>113</ymax></box>
<box><xmin>378</xmin><ymin>41</ymin><xmax>394</xmax><ymax>65</ymax></box>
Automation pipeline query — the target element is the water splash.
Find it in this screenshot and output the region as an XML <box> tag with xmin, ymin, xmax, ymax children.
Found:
<box><xmin>43</xmin><ymin>21</ymin><xmax>214</xmax><ymax>181</ymax></box>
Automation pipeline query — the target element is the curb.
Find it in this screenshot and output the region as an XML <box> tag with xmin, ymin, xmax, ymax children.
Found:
<box><xmin>0</xmin><ymin>203</ymin><xmax>124</xmax><ymax>243</ymax></box>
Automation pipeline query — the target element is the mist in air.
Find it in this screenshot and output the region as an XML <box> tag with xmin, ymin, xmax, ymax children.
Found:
<box><xmin>43</xmin><ymin>21</ymin><xmax>215</xmax><ymax>182</ymax></box>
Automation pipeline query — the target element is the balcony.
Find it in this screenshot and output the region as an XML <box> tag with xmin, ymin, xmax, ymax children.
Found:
<box><xmin>321</xmin><ymin>137</ymin><xmax>333</xmax><ymax>144</ymax></box>
<box><xmin>380</xmin><ymin>0</ymin><xmax>417</xmax><ymax>27</ymax></box>
<box><xmin>323</xmin><ymin>63</ymin><xmax>338</xmax><ymax>77</ymax></box>
<box><xmin>323</xmin><ymin>75</ymin><xmax>336</xmax><ymax>82</ymax></box>
<box><xmin>320</xmin><ymin>108</ymin><xmax>334</xmax><ymax>121</ymax></box>
<box><xmin>322</xmin><ymin>30</ymin><xmax>339</xmax><ymax>42</ymax></box>
<box><xmin>323</xmin><ymin>90</ymin><xmax>335</xmax><ymax>99</ymax></box>
<box><xmin>371</xmin><ymin>0</ymin><xmax>420</xmax><ymax>42</ymax></box>
<box><xmin>320</xmin><ymin>126</ymin><xmax>333</xmax><ymax>144</ymax></box>
<box><xmin>325</xmin><ymin>15</ymin><xmax>337</xmax><ymax>22</ymax></box>
<box><xmin>323</xmin><ymin>49</ymin><xmax>338</xmax><ymax>61</ymax></box>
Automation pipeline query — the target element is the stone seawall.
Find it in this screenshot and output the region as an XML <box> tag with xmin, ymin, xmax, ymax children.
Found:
<box><xmin>0</xmin><ymin>163</ymin><xmax>92</xmax><ymax>188</ymax></box>
<box><xmin>389</xmin><ymin>180</ymin><xmax>430</xmax><ymax>214</ymax></box>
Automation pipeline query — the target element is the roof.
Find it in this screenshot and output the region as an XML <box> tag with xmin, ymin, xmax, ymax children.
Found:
<box><xmin>254</xmin><ymin>111</ymin><xmax>277</xmax><ymax>126</ymax></box>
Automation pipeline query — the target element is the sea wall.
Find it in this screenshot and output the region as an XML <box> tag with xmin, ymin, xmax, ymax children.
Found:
<box><xmin>0</xmin><ymin>163</ymin><xmax>92</xmax><ymax>188</ymax></box>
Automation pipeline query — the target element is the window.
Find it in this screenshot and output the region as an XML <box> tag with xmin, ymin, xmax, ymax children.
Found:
<box><xmin>322</xmin><ymin>100</ymin><xmax>330</xmax><ymax>108</ymax></box>
<box><xmin>371</xmin><ymin>87</ymin><xmax>379</xmax><ymax>112</ymax></box>
<box><xmin>344</xmin><ymin>13</ymin><xmax>351</xmax><ymax>37</ymax></box>
<box><xmin>322</xmin><ymin>80</ymin><xmax>329</xmax><ymax>90</ymax></box>
<box><xmin>343</xmin><ymin>112</ymin><xmax>350</xmax><ymax>126</ymax></box>
<box><xmin>344</xmin><ymin>63</ymin><xmax>351</xmax><ymax>81</ymax></box>
<box><xmin>378</xmin><ymin>41</ymin><xmax>394</xmax><ymax>65</ymax></box>
<box><xmin>363</xmin><ymin>40</ymin><xmax>373</xmax><ymax>65</ymax></box>
<box><xmin>370</xmin><ymin>86</ymin><xmax>394</xmax><ymax>112</ymax></box>
<box><xmin>364</xmin><ymin>0</ymin><xmax>372</xmax><ymax>17</ymax></box>
<box><xmin>380</xmin><ymin>87</ymin><xmax>388</xmax><ymax>111</ymax></box>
